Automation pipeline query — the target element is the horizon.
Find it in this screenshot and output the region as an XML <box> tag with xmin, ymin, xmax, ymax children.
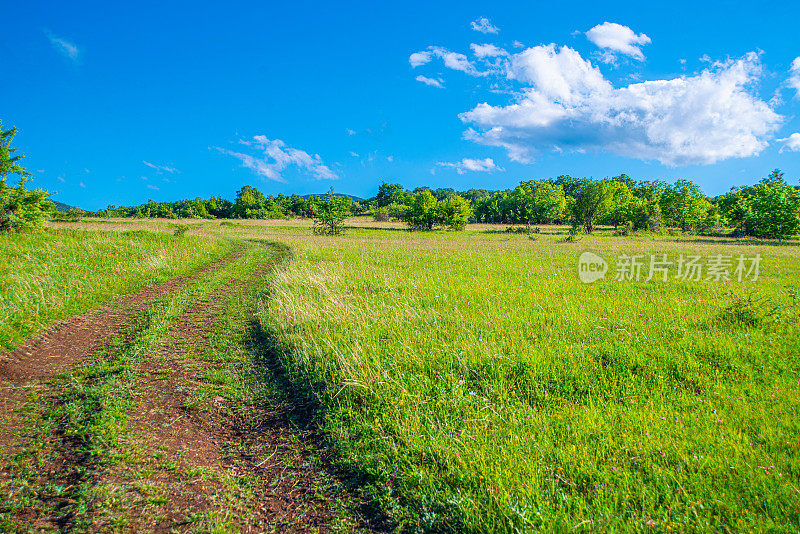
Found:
<box><xmin>4</xmin><ymin>0</ymin><xmax>800</xmax><ymax>210</ymax></box>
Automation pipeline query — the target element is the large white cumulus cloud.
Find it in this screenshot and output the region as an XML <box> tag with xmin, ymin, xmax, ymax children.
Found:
<box><xmin>456</xmin><ymin>47</ymin><xmax>781</xmax><ymax>166</ymax></box>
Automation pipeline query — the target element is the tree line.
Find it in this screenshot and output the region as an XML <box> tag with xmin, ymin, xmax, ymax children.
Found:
<box><xmin>1</xmin><ymin>120</ymin><xmax>798</xmax><ymax>238</ymax></box>
<box><xmin>371</xmin><ymin>171</ymin><xmax>800</xmax><ymax>239</ymax></box>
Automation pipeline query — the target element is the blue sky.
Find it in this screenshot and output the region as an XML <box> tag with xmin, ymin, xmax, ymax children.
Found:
<box><xmin>3</xmin><ymin>0</ymin><xmax>800</xmax><ymax>209</ymax></box>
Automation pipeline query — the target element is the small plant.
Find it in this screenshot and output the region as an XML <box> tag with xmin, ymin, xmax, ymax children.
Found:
<box><xmin>173</xmin><ymin>224</ymin><xmax>190</xmax><ymax>237</ymax></box>
<box><xmin>614</xmin><ymin>221</ymin><xmax>634</xmax><ymax>236</ymax></box>
<box><xmin>373</xmin><ymin>206</ymin><xmax>390</xmax><ymax>222</ymax></box>
<box><xmin>718</xmin><ymin>292</ymin><xmax>788</xmax><ymax>328</ymax></box>
<box><xmin>219</xmin><ymin>221</ymin><xmax>236</xmax><ymax>228</ymax></box>
<box><xmin>563</xmin><ymin>226</ymin><xmax>582</xmax><ymax>242</ymax></box>
<box><xmin>313</xmin><ymin>188</ymin><xmax>348</xmax><ymax>236</ymax></box>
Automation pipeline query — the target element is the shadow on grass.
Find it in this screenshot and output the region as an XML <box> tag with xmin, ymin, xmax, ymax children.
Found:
<box><xmin>238</xmin><ymin>241</ymin><xmax>395</xmax><ymax>531</ymax></box>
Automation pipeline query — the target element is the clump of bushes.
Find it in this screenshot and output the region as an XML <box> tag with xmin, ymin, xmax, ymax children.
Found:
<box><xmin>401</xmin><ymin>190</ymin><xmax>473</xmax><ymax>231</ymax></box>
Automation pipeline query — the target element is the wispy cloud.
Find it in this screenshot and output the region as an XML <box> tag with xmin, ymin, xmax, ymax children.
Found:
<box><xmin>143</xmin><ymin>160</ymin><xmax>180</xmax><ymax>173</ymax></box>
<box><xmin>416</xmin><ymin>75</ymin><xmax>445</xmax><ymax>88</ymax></box>
<box><xmin>409</xmin><ymin>51</ymin><xmax>432</xmax><ymax>67</ymax></box>
<box><xmin>436</xmin><ymin>157</ymin><xmax>503</xmax><ymax>174</ymax></box>
<box><xmin>777</xmin><ymin>133</ymin><xmax>800</xmax><ymax>152</ymax></box>
<box><xmin>216</xmin><ymin>135</ymin><xmax>338</xmax><ymax>182</ymax></box>
<box><xmin>45</xmin><ymin>30</ymin><xmax>79</xmax><ymax>61</ymax></box>
<box><xmin>789</xmin><ymin>57</ymin><xmax>800</xmax><ymax>96</ymax></box>
<box><xmin>471</xmin><ymin>17</ymin><xmax>499</xmax><ymax>34</ymax></box>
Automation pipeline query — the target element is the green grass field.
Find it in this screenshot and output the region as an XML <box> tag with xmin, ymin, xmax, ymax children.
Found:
<box><xmin>247</xmin><ymin>223</ymin><xmax>800</xmax><ymax>532</ymax></box>
<box><xmin>0</xmin><ymin>227</ymin><xmax>231</xmax><ymax>352</ymax></box>
<box><xmin>2</xmin><ymin>220</ymin><xmax>799</xmax><ymax>532</ymax></box>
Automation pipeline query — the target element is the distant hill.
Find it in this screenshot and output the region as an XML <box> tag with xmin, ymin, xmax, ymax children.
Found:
<box><xmin>51</xmin><ymin>200</ymin><xmax>81</xmax><ymax>213</ymax></box>
<box><xmin>301</xmin><ymin>193</ymin><xmax>366</xmax><ymax>202</ymax></box>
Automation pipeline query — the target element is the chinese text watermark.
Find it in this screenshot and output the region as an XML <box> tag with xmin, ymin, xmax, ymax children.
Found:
<box><xmin>578</xmin><ymin>252</ymin><xmax>761</xmax><ymax>284</ymax></box>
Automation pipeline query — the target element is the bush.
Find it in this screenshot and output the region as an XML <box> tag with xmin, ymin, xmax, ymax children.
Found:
<box><xmin>173</xmin><ymin>224</ymin><xmax>190</xmax><ymax>237</ymax></box>
<box><xmin>0</xmin><ymin>121</ymin><xmax>54</xmax><ymax>233</ymax></box>
<box><xmin>312</xmin><ymin>189</ymin><xmax>348</xmax><ymax>236</ymax></box>
<box><xmin>614</xmin><ymin>221</ymin><xmax>634</xmax><ymax>236</ymax></box>
<box><xmin>402</xmin><ymin>191</ymin><xmax>473</xmax><ymax>231</ymax></box>
<box><xmin>563</xmin><ymin>226</ymin><xmax>582</xmax><ymax>242</ymax></box>
<box><xmin>373</xmin><ymin>206</ymin><xmax>390</xmax><ymax>222</ymax></box>
<box><xmin>438</xmin><ymin>195</ymin><xmax>473</xmax><ymax>230</ymax></box>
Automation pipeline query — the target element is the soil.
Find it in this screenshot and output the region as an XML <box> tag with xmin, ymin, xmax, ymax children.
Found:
<box><xmin>0</xmin><ymin>248</ymin><xmax>376</xmax><ymax>533</ymax></box>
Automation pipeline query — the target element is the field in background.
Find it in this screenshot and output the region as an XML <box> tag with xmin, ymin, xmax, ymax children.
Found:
<box><xmin>5</xmin><ymin>219</ymin><xmax>800</xmax><ymax>532</ymax></box>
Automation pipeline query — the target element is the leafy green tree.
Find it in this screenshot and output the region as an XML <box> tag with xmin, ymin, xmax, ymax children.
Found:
<box><xmin>0</xmin><ymin>121</ymin><xmax>54</xmax><ymax>233</ymax></box>
<box><xmin>571</xmin><ymin>179</ymin><xmax>612</xmax><ymax>234</ymax></box>
<box><xmin>312</xmin><ymin>188</ymin><xmax>349</xmax><ymax>235</ymax></box>
<box><xmin>438</xmin><ymin>194</ymin><xmax>473</xmax><ymax>230</ymax></box>
<box><xmin>514</xmin><ymin>180</ymin><xmax>567</xmax><ymax>224</ymax></box>
<box><xmin>660</xmin><ymin>179</ymin><xmax>708</xmax><ymax>232</ymax></box>
<box><xmin>601</xmin><ymin>180</ymin><xmax>637</xmax><ymax>230</ymax></box>
<box><xmin>231</xmin><ymin>185</ymin><xmax>266</xmax><ymax>218</ymax></box>
<box><xmin>745</xmin><ymin>169</ymin><xmax>800</xmax><ymax>240</ymax></box>
<box><xmin>404</xmin><ymin>189</ymin><xmax>439</xmax><ymax>230</ymax></box>
<box><xmin>375</xmin><ymin>182</ymin><xmax>406</xmax><ymax>207</ymax></box>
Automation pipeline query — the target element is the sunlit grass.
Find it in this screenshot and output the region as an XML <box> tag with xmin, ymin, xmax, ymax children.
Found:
<box><xmin>253</xmin><ymin>226</ymin><xmax>800</xmax><ymax>532</ymax></box>
<box><xmin>0</xmin><ymin>228</ymin><xmax>231</xmax><ymax>351</ymax></box>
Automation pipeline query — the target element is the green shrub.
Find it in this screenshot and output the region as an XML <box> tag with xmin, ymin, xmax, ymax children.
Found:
<box><xmin>373</xmin><ymin>206</ymin><xmax>390</xmax><ymax>222</ymax></box>
<box><xmin>173</xmin><ymin>224</ymin><xmax>190</xmax><ymax>237</ymax></box>
<box><xmin>0</xmin><ymin>121</ymin><xmax>54</xmax><ymax>233</ymax></box>
<box><xmin>312</xmin><ymin>188</ymin><xmax>348</xmax><ymax>236</ymax></box>
<box><xmin>614</xmin><ymin>221</ymin><xmax>634</xmax><ymax>236</ymax></box>
<box><xmin>402</xmin><ymin>190</ymin><xmax>473</xmax><ymax>231</ymax></box>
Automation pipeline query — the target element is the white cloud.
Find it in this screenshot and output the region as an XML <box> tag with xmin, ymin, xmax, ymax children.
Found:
<box><xmin>777</xmin><ymin>132</ymin><xmax>800</xmax><ymax>152</ymax></box>
<box><xmin>346</xmin><ymin>128</ymin><xmax>356</xmax><ymax>136</ymax></box>
<box><xmin>410</xmin><ymin>46</ymin><xmax>488</xmax><ymax>76</ymax></box>
<box><xmin>143</xmin><ymin>160</ymin><xmax>179</xmax><ymax>173</ymax></box>
<box><xmin>470</xmin><ymin>43</ymin><xmax>508</xmax><ymax>58</ymax></box>
<box><xmin>147</xmin><ymin>184</ymin><xmax>160</xmax><ymax>191</ymax></box>
<box><xmin>789</xmin><ymin>57</ymin><xmax>800</xmax><ymax>95</ymax></box>
<box><xmin>216</xmin><ymin>136</ymin><xmax>338</xmax><ymax>182</ymax></box>
<box><xmin>437</xmin><ymin>157</ymin><xmax>503</xmax><ymax>174</ymax></box>
<box><xmin>79</xmin><ymin>181</ymin><xmax>86</xmax><ymax>188</ymax></box>
<box><xmin>416</xmin><ymin>75</ymin><xmax>445</xmax><ymax>88</ymax></box>
<box><xmin>45</xmin><ymin>31</ymin><xmax>79</xmax><ymax>61</ymax></box>
<box><xmin>471</xmin><ymin>17</ymin><xmax>499</xmax><ymax>34</ymax></box>
<box><xmin>460</xmin><ymin>47</ymin><xmax>781</xmax><ymax>166</ymax></box>
<box><xmin>409</xmin><ymin>51</ymin><xmax>432</xmax><ymax>67</ymax></box>
<box><xmin>585</xmin><ymin>22</ymin><xmax>651</xmax><ymax>61</ymax></box>
<box><xmin>349</xmin><ymin>151</ymin><xmax>359</xmax><ymax>157</ymax></box>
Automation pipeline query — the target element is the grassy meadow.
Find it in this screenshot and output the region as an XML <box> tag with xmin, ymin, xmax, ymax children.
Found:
<box><xmin>0</xmin><ymin>226</ymin><xmax>231</xmax><ymax>352</ymax></box>
<box><xmin>239</xmin><ymin>220</ymin><xmax>800</xmax><ymax>532</ymax></box>
<box><xmin>2</xmin><ymin>219</ymin><xmax>799</xmax><ymax>532</ymax></box>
